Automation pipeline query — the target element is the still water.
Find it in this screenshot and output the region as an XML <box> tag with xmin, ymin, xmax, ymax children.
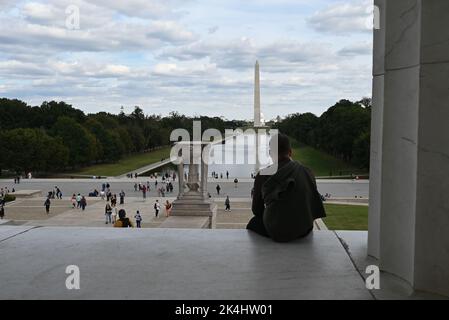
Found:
<box><xmin>184</xmin><ymin>132</ymin><xmax>273</xmax><ymax>178</ymax></box>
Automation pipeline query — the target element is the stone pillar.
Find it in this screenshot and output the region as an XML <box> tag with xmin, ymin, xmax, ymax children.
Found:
<box><xmin>177</xmin><ymin>161</ymin><xmax>184</xmax><ymax>199</ymax></box>
<box><xmin>413</xmin><ymin>0</ymin><xmax>449</xmax><ymax>297</ymax></box>
<box><xmin>200</xmin><ymin>143</ymin><xmax>209</xmax><ymax>199</ymax></box>
<box><xmin>375</xmin><ymin>0</ymin><xmax>449</xmax><ymax>297</ymax></box>
<box><xmin>368</xmin><ymin>0</ymin><xmax>386</xmax><ymax>260</ymax></box>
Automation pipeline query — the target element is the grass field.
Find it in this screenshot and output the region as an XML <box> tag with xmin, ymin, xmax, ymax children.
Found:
<box><xmin>322</xmin><ymin>203</ymin><xmax>368</xmax><ymax>230</ymax></box>
<box><xmin>74</xmin><ymin>147</ymin><xmax>171</xmax><ymax>177</ymax></box>
<box><xmin>290</xmin><ymin>142</ymin><xmax>358</xmax><ymax>177</ymax></box>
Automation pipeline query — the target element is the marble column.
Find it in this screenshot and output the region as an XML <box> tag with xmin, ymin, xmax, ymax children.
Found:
<box><xmin>375</xmin><ymin>0</ymin><xmax>449</xmax><ymax>297</ymax></box>
<box><xmin>177</xmin><ymin>161</ymin><xmax>185</xmax><ymax>199</ymax></box>
<box><xmin>200</xmin><ymin>144</ymin><xmax>209</xmax><ymax>199</ymax></box>
<box><xmin>413</xmin><ymin>0</ymin><xmax>449</xmax><ymax>297</ymax></box>
<box><xmin>368</xmin><ymin>0</ymin><xmax>386</xmax><ymax>260</ymax></box>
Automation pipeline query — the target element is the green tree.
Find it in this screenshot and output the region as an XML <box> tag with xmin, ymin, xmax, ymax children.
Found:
<box><xmin>0</xmin><ymin>128</ymin><xmax>68</xmax><ymax>173</ymax></box>
<box><xmin>52</xmin><ymin>117</ymin><xmax>97</xmax><ymax>167</ymax></box>
<box><xmin>353</xmin><ymin>131</ymin><xmax>371</xmax><ymax>169</ymax></box>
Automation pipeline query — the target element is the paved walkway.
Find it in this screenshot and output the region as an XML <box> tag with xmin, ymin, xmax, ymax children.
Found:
<box><xmin>116</xmin><ymin>158</ymin><xmax>172</xmax><ymax>178</ymax></box>
<box><xmin>0</xmin><ymin>179</ymin><xmax>370</xmax><ymax>199</ymax></box>
<box><xmin>2</xmin><ymin>196</ymin><xmax>327</xmax><ymax>230</ymax></box>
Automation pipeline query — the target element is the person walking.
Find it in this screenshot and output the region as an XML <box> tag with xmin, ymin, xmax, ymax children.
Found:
<box><xmin>105</xmin><ymin>203</ymin><xmax>112</xmax><ymax>224</ymax></box>
<box><xmin>225</xmin><ymin>196</ymin><xmax>231</xmax><ymax>212</ymax></box>
<box><xmin>114</xmin><ymin>209</ymin><xmax>134</xmax><ymax>228</ymax></box>
<box><xmin>55</xmin><ymin>187</ymin><xmax>62</xmax><ymax>199</ymax></box>
<box><xmin>165</xmin><ymin>200</ymin><xmax>172</xmax><ymax>217</ymax></box>
<box><xmin>80</xmin><ymin>196</ymin><xmax>87</xmax><ymax>211</ymax></box>
<box><xmin>0</xmin><ymin>203</ymin><xmax>5</xmax><ymax>219</ymax></box>
<box><xmin>76</xmin><ymin>193</ymin><xmax>82</xmax><ymax>208</ymax></box>
<box><xmin>142</xmin><ymin>185</ymin><xmax>147</xmax><ymax>200</ymax></box>
<box><xmin>216</xmin><ymin>184</ymin><xmax>221</xmax><ymax>195</ymax></box>
<box><xmin>119</xmin><ymin>190</ymin><xmax>125</xmax><ymax>205</ymax></box>
<box><xmin>44</xmin><ymin>197</ymin><xmax>51</xmax><ymax>214</ymax></box>
<box><xmin>226</xmin><ymin>171</ymin><xmax>229</xmax><ymax>179</ymax></box>
<box><xmin>112</xmin><ymin>206</ymin><xmax>118</xmax><ymax>224</ymax></box>
<box><xmin>135</xmin><ymin>210</ymin><xmax>142</xmax><ymax>228</ymax></box>
<box><xmin>234</xmin><ymin>178</ymin><xmax>238</xmax><ymax>188</ymax></box>
<box><xmin>154</xmin><ymin>200</ymin><xmax>161</xmax><ymax>218</ymax></box>
<box><xmin>71</xmin><ymin>194</ymin><xmax>77</xmax><ymax>208</ymax></box>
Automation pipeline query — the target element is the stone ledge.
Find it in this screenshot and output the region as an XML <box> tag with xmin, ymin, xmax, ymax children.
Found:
<box><xmin>0</xmin><ymin>226</ymin><xmax>372</xmax><ymax>300</ymax></box>
<box><xmin>9</xmin><ymin>190</ymin><xmax>42</xmax><ymax>198</ymax></box>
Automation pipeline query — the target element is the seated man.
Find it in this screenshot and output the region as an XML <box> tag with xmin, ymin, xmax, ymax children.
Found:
<box><xmin>247</xmin><ymin>134</ymin><xmax>326</xmax><ymax>242</ymax></box>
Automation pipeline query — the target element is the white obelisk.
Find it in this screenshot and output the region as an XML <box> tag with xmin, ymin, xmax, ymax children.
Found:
<box><xmin>254</xmin><ymin>60</ymin><xmax>262</xmax><ymax>173</ymax></box>
<box><xmin>254</xmin><ymin>60</ymin><xmax>261</xmax><ymax>127</ymax></box>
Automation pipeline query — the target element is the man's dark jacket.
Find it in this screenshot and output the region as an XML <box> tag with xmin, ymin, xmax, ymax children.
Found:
<box><xmin>247</xmin><ymin>160</ymin><xmax>326</xmax><ymax>242</ymax></box>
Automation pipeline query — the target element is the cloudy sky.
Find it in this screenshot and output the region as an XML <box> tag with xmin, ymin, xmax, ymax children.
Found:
<box><xmin>0</xmin><ymin>0</ymin><xmax>374</xmax><ymax>120</ymax></box>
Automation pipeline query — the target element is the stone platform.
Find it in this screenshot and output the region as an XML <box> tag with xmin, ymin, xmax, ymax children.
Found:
<box><xmin>0</xmin><ymin>226</ymin><xmax>372</xmax><ymax>300</ymax></box>
<box><xmin>9</xmin><ymin>190</ymin><xmax>42</xmax><ymax>198</ymax></box>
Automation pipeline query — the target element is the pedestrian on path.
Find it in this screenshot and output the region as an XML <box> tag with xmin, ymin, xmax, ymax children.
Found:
<box><xmin>142</xmin><ymin>185</ymin><xmax>147</xmax><ymax>200</ymax></box>
<box><xmin>76</xmin><ymin>194</ymin><xmax>82</xmax><ymax>208</ymax></box>
<box><xmin>44</xmin><ymin>198</ymin><xmax>51</xmax><ymax>214</ymax></box>
<box><xmin>119</xmin><ymin>190</ymin><xmax>125</xmax><ymax>205</ymax></box>
<box><xmin>71</xmin><ymin>194</ymin><xmax>76</xmax><ymax>208</ymax></box>
<box><xmin>111</xmin><ymin>194</ymin><xmax>117</xmax><ymax>207</ymax></box>
<box><xmin>234</xmin><ymin>178</ymin><xmax>239</xmax><ymax>188</ymax></box>
<box><xmin>165</xmin><ymin>200</ymin><xmax>172</xmax><ymax>217</ymax></box>
<box><xmin>55</xmin><ymin>187</ymin><xmax>62</xmax><ymax>199</ymax></box>
<box><xmin>225</xmin><ymin>196</ymin><xmax>231</xmax><ymax>212</ymax></box>
<box><xmin>105</xmin><ymin>203</ymin><xmax>112</xmax><ymax>224</ymax></box>
<box><xmin>135</xmin><ymin>210</ymin><xmax>142</xmax><ymax>228</ymax></box>
<box><xmin>112</xmin><ymin>206</ymin><xmax>118</xmax><ymax>224</ymax></box>
<box><xmin>154</xmin><ymin>200</ymin><xmax>161</xmax><ymax>218</ymax></box>
<box><xmin>0</xmin><ymin>203</ymin><xmax>5</xmax><ymax>219</ymax></box>
<box><xmin>216</xmin><ymin>184</ymin><xmax>221</xmax><ymax>195</ymax></box>
<box><xmin>80</xmin><ymin>196</ymin><xmax>87</xmax><ymax>211</ymax></box>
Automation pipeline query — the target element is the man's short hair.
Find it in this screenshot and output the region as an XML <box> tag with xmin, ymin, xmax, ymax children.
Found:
<box><xmin>270</xmin><ymin>133</ymin><xmax>291</xmax><ymax>157</ymax></box>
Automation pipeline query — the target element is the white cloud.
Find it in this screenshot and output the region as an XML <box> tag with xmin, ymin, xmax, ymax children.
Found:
<box><xmin>307</xmin><ymin>0</ymin><xmax>373</xmax><ymax>35</ymax></box>
<box><xmin>0</xmin><ymin>0</ymin><xmax>373</xmax><ymax>119</ymax></box>
<box><xmin>338</xmin><ymin>41</ymin><xmax>372</xmax><ymax>56</ymax></box>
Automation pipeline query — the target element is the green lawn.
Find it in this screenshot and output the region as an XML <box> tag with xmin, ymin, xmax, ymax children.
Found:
<box><xmin>291</xmin><ymin>143</ymin><xmax>358</xmax><ymax>177</ymax></box>
<box><xmin>74</xmin><ymin>147</ymin><xmax>171</xmax><ymax>177</ymax></box>
<box><xmin>322</xmin><ymin>203</ymin><xmax>368</xmax><ymax>230</ymax></box>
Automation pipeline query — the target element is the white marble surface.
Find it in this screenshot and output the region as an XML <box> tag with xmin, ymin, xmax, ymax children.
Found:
<box><xmin>381</xmin><ymin>65</ymin><xmax>419</xmax><ymax>283</ymax></box>
<box><xmin>0</xmin><ymin>227</ymin><xmax>372</xmax><ymax>300</ymax></box>
<box><xmin>370</xmin><ymin>0</ymin><xmax>449</xmax><ymax>297</ymax></box>
<box><xmin>384</xmin><ymin>0</ymin><xmax>421</xmax><ymax>70</ymax></box>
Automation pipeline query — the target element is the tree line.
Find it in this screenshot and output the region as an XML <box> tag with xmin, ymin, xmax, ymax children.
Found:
<box><xmin>0</xmin><ymin>98</ymin><xmax>246</xmax><ymax>175</ymax></box>
<box><xmin>272</xmin><ymin>98</ymin><xmax>371</xmax><ymax>169</ymax></box>
<box><xmin>0</xmin><ymin>97</ymin><xmax>371</xmax><ymax>175</ymax></box>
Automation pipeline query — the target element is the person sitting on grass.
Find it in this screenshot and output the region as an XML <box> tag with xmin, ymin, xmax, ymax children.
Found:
<box><xmin>246</xmin><ymin>133</ymin><xmax>326</xmax><ymax>242</ymax></box>
<box><xmin>114</xmin><ymin>209</ymin><xmax>134</xmax><ymax>228</ymax></box>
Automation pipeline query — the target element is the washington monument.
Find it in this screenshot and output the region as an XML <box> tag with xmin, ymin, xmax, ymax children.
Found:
<box><xmin>254</xmin><ymin>60</ymin><xmax>262</xmax><ymax>127</ymax></box>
